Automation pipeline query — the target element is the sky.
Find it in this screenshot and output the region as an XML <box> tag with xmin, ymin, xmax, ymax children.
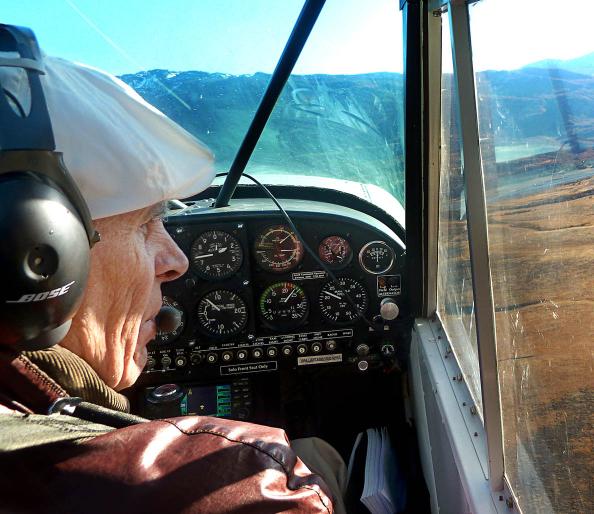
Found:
<box><xmin>1</xmin><ymin>0</ymin><xmax>403</xmax><ymax>76</ymax></box>
<box><xmin>2</xmin><ymin>0</ymin><xmax>594</xmax><ymax>76</ymax></box>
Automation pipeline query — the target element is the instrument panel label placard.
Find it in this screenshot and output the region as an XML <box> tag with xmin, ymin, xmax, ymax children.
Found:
<box><xmin>377</xmin><ymin>274</ymin><xmax>401</xmax><ymax>297</ymax></box>
<box><xmin>220</xmin><ymin>361</ymin><xmax>278</xmax><ymax>375</ymax></box>
<box><xmin>291</xmin><ymin>270</ymin><xmax>327</xmax><ymax>281</ymax></box>
<box><xmin>256</xmin><ymin>329</ymin><xmax>352</xmax><ymax>346</ymax></box>
<box><xmin>297</xmin><ymin>353</ymin><xmax>343</xmax><ymax>366</ymax></box>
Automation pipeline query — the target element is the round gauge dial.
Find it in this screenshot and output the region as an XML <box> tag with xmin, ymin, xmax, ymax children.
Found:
<box><xmin>319</xmin><ymin>278</ymin><xmax>368</xmax><ymax>324</ymax></box>
<box><xmin>155</xmin><ymin>296</ymin><xmax>186</xmax><ymax>343</ymax></box>
<box><xmin>254</xmin><ymin>225</ymin><xmax>304</xmax><ymax>273</ymax></box>
<box><xmin>318</xmin><ymin>236</ymin><xmax>352</xmax><ymax>268</ymax></box>
<box><xmin>259</xmin><ymin>282</ymin><xmax>309</xmax><ymax>329</ymax></box>
<box><xmin>191</xmin><ymin>230</ymin><xmax>243</xmax><ymax>280</ymax></box>
<box><xmin>358</xmin><ymin>241</ymin><xmax>395</xmax><ymax>274</ymax></box>
<box><xmin>197</xmin><ymin>290</ymin><xmax>248</xmax><ymax>337</ymax></box>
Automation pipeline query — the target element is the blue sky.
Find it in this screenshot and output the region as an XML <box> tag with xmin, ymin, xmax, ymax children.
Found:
<box><xmin>3</xmin><ymin>0</ymin><xmax>593</xmax><ymax>76</ymax></box>
<box><xmin>2</xmin><ymin>0</ymin><xmax>403</xmax><ymax>75</ymax></box>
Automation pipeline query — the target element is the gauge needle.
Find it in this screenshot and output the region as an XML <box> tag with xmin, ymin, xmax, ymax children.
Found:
<box><xmin>280</xmin><ymin>249</ymin><xmax>296</xmax><ymax>252</ymax></box>
<box><xmin>282</xmin><ymin>288</ymin><xmax>297</xmax><ymax>303</ymax></box>
<box><xmin>323</xmin><ymin>290</ymin><xmax>342</xmax><ymax>300</ymax></box>
<box><xmin>279</xmin><ymin>234</ymin><xmax>292</xmax><ymax>243</ymax></box>
<box><xmin>195</xmin><ymin>253</ymin><xmax>213</xmax><ymax>259</ymax></box>
<box><xmin>201</xmin><ymin>308</ymin><xmax>215</xmax><ymax>322</ymax></box>
<box><xmin>205</xmin><ymin>299</ymin><xmax>221</xmax><ymax>311</ymax></box>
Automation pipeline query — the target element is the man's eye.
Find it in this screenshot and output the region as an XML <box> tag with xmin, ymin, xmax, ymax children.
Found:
<box><xmin>141</xmin><ymin>218</ymin><xmax>163</xmax><ymax>234</ymax></box>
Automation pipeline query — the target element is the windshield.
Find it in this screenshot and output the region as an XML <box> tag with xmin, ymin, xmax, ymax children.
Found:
<box><xmin>4</xmin><ymin>0</ymin><xmax>405</xmax><ymax>209</ymax></box>
<box><xmin>244</xmin><ymin>2</ymin><xmax>405</xmax><ymax>206</ymax></box>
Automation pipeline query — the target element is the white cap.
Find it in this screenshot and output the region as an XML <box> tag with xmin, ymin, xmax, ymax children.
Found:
<box><xmin>4</xmin><ymin>56</ymin><xmax>215</xmax><ymax>220</ymax></box>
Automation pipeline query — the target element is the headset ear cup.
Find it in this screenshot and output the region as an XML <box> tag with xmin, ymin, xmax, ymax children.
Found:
<box><xmin>0</xmin><ymin>173</ymin><xmax>89</xmax><ymax>349</ymax></box>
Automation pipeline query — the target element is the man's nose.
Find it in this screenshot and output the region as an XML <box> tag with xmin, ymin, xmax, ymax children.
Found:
<box><xmin>156</xmin><ymin>227</ymin><xmax>189</xmax><ymax>282</ymax></box>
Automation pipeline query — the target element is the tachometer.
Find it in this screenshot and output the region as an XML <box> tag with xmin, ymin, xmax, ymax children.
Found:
<box><xmin>318</xmin><ymin>236</ymin><xmax>352</xmax><ymax>268</ymax></box>
<box><xmin>155</xmin><ymin>296</ymin><xmax>186</xmax><ymax>343</ymax></box>
<box><xmin>259</xmin><ymin>282</ymin><xmax>309</xmax><ymax>329</ymax></box>
<box><xmin>191</xmin><ymin>230</ymin><xmax>243</xmax><ymax>280</ymax></box>
<box><xmin>319</xmin><ymin>278</ymin><xmax>368</xmax><ymax>324</ymax></box>
<box><xmin>254</xmin><ymin>225</ymin><xmax>304</xmax><ymax>273</ymax></box>
<box><xmin>358</xmin><ymin>241</ymin><xmax>394</xmax><ymax>274</ymax></box>
<box><xmin>197</xmin><ymin>290</ymin><xmax>248</xmax><ymax>337</ymax></box>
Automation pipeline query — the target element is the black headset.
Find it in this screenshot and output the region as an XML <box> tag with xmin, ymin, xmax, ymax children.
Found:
<box><xmin>0</xmin><ymin>25</ymin><xmax>99</xmax><ymax>351</ymax></box>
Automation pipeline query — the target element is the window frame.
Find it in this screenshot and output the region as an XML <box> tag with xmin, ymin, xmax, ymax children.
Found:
<box><xmin>426</xmin><ymin>0</ymin><xmax>506</xmax><ymax>495</ymax></box>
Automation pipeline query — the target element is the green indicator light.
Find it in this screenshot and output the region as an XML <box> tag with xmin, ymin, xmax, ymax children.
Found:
<box><xmin>180</xmin><ymin>395</ymin><xmax>188</xmax><ymax>416</ymax></box>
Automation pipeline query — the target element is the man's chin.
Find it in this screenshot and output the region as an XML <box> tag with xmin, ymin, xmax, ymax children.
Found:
<box><xmin>115</xmin><ymin>346</ymin><xmax>148</xmax><ymax>392</ymax></box>
<box><xmin>138</xmin><ymin>318</ymin><xmax>157</xmax><ymax>347</ymax></box>
<box><xmin>133</xmin><ymin>344</ymin><xmax>148</xmax><ymax>368</ymax></box>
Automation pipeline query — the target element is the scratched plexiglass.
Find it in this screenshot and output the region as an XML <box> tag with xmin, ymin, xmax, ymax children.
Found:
<box><xmin>470</xmin><ymin>0</ymin><xmax>594</xmax><ymax>512</ymax></box>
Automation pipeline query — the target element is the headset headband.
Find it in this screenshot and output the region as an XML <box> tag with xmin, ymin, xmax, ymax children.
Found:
<box><xmin>0</xmin><ymin>24</ymin><xmax>98</xmax><ymax>246</ymax></box>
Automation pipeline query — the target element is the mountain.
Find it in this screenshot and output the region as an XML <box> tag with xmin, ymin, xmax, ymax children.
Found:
<box><xmin>120</xmin><ymin>70</ymin><xmax>405</xmax><ymax>201</ymax></box>
<box><xmin>475</xmin><ymin>66</ymin><xmax>594</xmax><ymax>143</ymax></box>
<box><xmin>120</xmin><ymin>66</ymin><xmax>594</xmax><ymax>192</ymax></box>
<box><xmin>525</xmin><ymin>52</ymin><xmax>594</xmax><ymax>77</ymax></box>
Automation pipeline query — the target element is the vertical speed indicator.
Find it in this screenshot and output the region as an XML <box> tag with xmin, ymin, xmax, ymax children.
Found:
<box><xmin>197</xmin><ymin>290</ymin><xmax>248</xmax><ymax>337</ymax></box>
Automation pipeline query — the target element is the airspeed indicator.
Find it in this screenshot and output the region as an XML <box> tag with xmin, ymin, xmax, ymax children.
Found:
<box><xmin>259</xmin><ymin>282</ymin><xmax>309</xmax><ymax>330</ymax></box>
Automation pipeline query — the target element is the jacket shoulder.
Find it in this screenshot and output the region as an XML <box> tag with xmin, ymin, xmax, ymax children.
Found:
<box><xmin>0</xmin><ymin>413</ymin><xmax>333</xmax><ymax>514</ymax></box>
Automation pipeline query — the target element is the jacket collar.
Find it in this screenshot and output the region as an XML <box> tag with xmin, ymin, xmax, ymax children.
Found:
<box><xmin>0</xmin><ymin>346</ymin><xmax>129</xmax><ymax>413</ymax></box>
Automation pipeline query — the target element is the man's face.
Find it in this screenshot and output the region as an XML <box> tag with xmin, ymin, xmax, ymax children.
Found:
<box><xmin>60</xmin><ymin>204</ymin><xmax>188</xmax><ymax>390</ymax></box>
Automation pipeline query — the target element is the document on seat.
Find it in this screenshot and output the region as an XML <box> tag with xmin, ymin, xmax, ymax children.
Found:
<box><xmin>347</xmin><ymin>426</ymin><xmax>406</xmax><ymax>514</ymax></box>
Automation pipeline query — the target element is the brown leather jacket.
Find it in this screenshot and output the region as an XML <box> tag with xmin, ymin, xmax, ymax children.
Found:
<box><xmin>0</xmin><ymin>348</ymin><xmax>333</xmax><ymax>513</ymax></box>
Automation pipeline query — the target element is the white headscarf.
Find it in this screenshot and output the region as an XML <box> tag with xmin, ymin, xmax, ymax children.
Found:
<box><xmin>3</xmin><ymin>55</ymin><xmax>215</xmax><ymax>219</ymax></box>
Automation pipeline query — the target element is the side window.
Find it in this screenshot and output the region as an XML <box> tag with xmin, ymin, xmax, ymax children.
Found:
<box><xmin>469</xmin><ymin>0</ymin><xmax>594</xmax><ymax>512</ymax></box>
<box><xmin>436</xmin><ymin>15</ymin><xmax>482</xmax><ymax>414</ymax></box>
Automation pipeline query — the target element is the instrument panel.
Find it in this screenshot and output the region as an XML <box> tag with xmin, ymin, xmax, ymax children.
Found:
<box><xmin>139</xmin><ymin>199</ymin><xmax>409</xmax><ymax>391</ymax></box>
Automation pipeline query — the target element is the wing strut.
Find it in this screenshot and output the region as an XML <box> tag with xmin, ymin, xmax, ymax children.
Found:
<box><xmin>214</xmin><ymin>0</ymin><xmax>325</xmax><ymax>208</ymax></box>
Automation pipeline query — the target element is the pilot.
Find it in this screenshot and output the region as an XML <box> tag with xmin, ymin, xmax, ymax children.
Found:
<box><xmin>0</xmin><ymin>52</ymin><xmax>346</xmax><ymax>513</ymax></box>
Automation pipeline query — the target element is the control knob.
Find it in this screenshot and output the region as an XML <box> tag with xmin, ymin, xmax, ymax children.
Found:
<box><xmin>145</xmin><ymin>383</ymin><xmax>184</xmax><ymax>418</ymax></box>
<box><xmin>356</xmin><ymin>344</ymin><xmax>370</xmax><ymax>356</ymax></box>
<box><xmin>156</xmin><ymin>305</ymin><xmax>183</xmax><ymax>333</ymax></box>
<box><xmin>379</xmin><ymin>298</ymin><xmax>399</xmax><ymax>321</ymax></box>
